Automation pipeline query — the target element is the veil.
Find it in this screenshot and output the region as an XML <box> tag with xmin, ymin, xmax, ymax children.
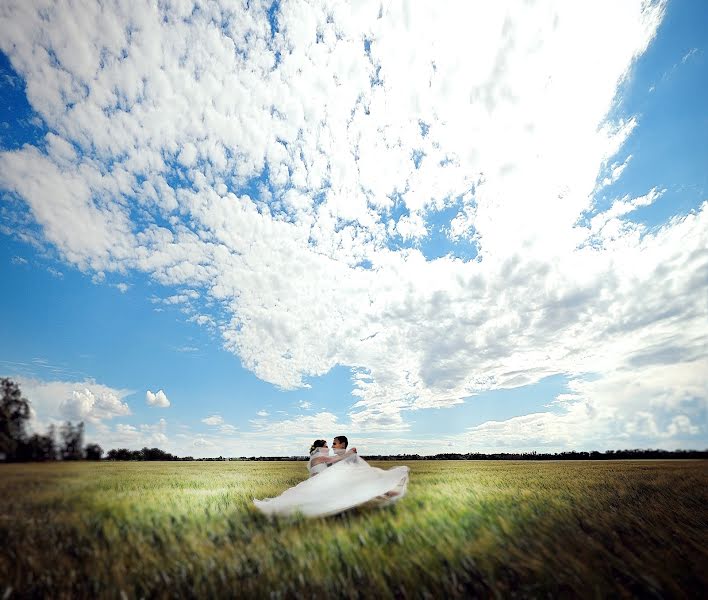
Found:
<box><xmin>307</xmin><ymin>446</ymin><xmax>334</xmax><ymax>475</ymax></box>
<box><xmin>254</xmin><ymin>449</ymin><xmax>409</xmax><ymax>517</ymax></box>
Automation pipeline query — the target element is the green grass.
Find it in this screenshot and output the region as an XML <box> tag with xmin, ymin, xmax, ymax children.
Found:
<box><xmin>1</xmin><ymin>460</ymin><xmax>706</xmax><ymax>598</ymax></box>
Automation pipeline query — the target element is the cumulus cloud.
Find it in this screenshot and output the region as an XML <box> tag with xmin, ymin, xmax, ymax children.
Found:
<box><xmin>1</xmin><ymin>0</ymin><xmax>705</xmax><ymax>449</ymax></box>
<box><xmin>463</xmin><ymin>359</ymin><xmax>708</xmax><ymax>451</ymax></box>
<box><xmin>146</xmin><ymin>389</ymin><xmax>170</xmax><ymax>408</ymax></box>
<box><xmin>12</xmin><ymin>377</ymin><xmax>132</xmax><ymax>429</ymax></box>
<box><xmin>60</xmin><ymin>387</ymin><xmax>131</xmax><ymax>423</ymax></box>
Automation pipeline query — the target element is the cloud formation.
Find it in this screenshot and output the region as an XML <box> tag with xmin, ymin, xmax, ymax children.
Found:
<box><xmin>202</xmin><ymin>415</ymin><xmax>224</xmax><ymax>426</ymax></box>
<box><xmin>14</xmin><ymin>377</ymin><xmax>132</xmax><ymax>429</ymax></box>
<box><xmin>1</xmin><ymin>1</ymin><xmax>705</xmax><ymax>449</ymax></box>
<box><xmin>96</xmin><ymin>418</ymin><xmax>169</xmax><ymax>450</ymax></box>
<box><xmin>146</xmin><ymin>389</ymin><xmax>170</xmax><ymax>408</ymax></box>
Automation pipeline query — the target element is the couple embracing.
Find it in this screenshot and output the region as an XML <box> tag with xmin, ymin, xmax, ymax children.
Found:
<box><xmin>308</xmin><ymin>435</ymin><xmax>357</xmax><ymax>475</ymax></box>
<box><xmin>254</xmin><ymin>435</ymin><xmax>409</xmax><ymax>517</ymax></box>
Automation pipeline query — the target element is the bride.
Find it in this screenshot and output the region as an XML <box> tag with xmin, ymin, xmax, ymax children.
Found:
<box><xmin>253</xmin><ymin>439</ymin><xmax>410</xmax><ymax>517</ymax></box>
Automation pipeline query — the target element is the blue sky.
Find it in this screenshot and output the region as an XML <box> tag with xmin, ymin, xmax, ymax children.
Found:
<box><xmin>1</xmin><ymin>0</ymin><xmax>706</xmax><ymax>456</ymax></box>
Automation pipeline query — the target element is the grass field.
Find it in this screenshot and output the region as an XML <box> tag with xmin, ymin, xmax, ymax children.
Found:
<box><xmin>1</xmin><ymin>460</ymin><xmax>706</xmax><ymax>598</ymax></box>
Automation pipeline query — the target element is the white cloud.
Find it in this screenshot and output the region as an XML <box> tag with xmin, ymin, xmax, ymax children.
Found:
<box><xmin>96</xmin><ymin>418</ymin><xmax>169</xmax><ymax>450</ymax></box>
<box><xmin>189</xmin><ymin>314</ymin><xmax>215</xmax><ymax>327</ymax></box>
<box><xmin>667</xmin><ymin>415</ymin><xmax>700</xmax><ymax>437</ymax></box>
<box><xmin>256</xmin><ymin>410</ymin><xmax>269</xmax><ymax>417</ymax></box>
<box><xmin>202</xmin><ymin>415</ymin><xmax>224</xmax><ymax>426</ymax></box>
<box><xmin>218</xmin><ymin>423</ymin><xmax>239</xmax><ymax>434</ymax></box>
<box><xmin>11</xmin><ymin>376</ymin><xmax>132</xmax><ymax>429</ymax></box>
<box><xmin>162</xmin><ymin>292</ymin><xmax>198</xmax><ymax>305</ymax></box>
<box><xmin>146</xmin><ymin>389</ymin><xmax>170</xmax><ymax>408</ymax></box>
<box><xmin>598</xmin><ymin>155</ymin><xmax>633</xmax><ymax>189</ymax></box>
<box><xmin>177</xmin><ymin>143</ymin><xmax>198</xmax><ymax>167</ymax></box>
<box><xmin>0</xmin><ymin>146</ymin><xmax>135</xmax><ymax>271</ymax></box>
<box><xmin>60</xmin><ymin>387</ymin><xmax>130</xmax><ymax>423</ymax></box>
<box><xmin>589</xmin><ymin>187</ymin><xmax>664</xmax><ymax>237</ymax></box>
<box><xmin>680</xmin><ymin>48</ymin><xmax>698</xmax><ymax>64</ymax></box>
<box><xmin>175</xmin><ymin>345</ymin><xmax>198</xmax><ymax>353</ymax></box>
<box><xmin>192</xmin><ymin>437</ymin><xmax>214</xmax><ymax>448</ymax></box>
<box><xmin>167</xmin><ymin>417</ymin><xmax>418</xmax><ymax>457</ymax></box>
<box><xmin>249</xmin><ymin>411</ymin><xmax>350</xmax><ymax>436</ymax></box>
<box><xmin>2</xmin><ymin>0</ymin><xmax>706</xmax><ymax>450</ymax></box>
<box><xmin>462</xmin><ymin>359</ymin><xmax>708</xmax><ymax>451</ymax></box>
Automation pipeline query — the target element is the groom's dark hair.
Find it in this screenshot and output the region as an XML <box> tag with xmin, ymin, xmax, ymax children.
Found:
<box><xmin>334</xmin><ymin>435</ymin><xmax>348</xmax><ymax>448</ymax></box>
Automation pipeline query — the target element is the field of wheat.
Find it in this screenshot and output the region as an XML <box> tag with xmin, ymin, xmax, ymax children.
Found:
<box><xmin>1</xmin><ymin>460</ymin><xmax>706</xmax><ymax>598</ymax></box>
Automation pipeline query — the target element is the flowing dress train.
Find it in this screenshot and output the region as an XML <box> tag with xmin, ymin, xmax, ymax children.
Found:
<box><xmin>254</xmin><ymin>451</ymin><xmax>409</xmax><ymax>517</ymax></box>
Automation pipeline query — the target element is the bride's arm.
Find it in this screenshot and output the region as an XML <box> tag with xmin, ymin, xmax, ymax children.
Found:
<box><xmin>310</xmin><ymin>448</ymin><xmax>357</xmax><ymax>467</ymax></box>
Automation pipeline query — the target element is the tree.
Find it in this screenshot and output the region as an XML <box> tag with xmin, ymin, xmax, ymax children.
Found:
<box><xmin>107</xmin><ymin>448</ymin><xmax>135</xmax><ymax>460</ymax></box>
<box><xmin>17</xmin><ymin>431</ymin><xmax>57</xmax><ymax>461</ymax></box>
<box><xmin>0</xmin><ymin>378</ymin><xmax>31</xmax><ymax>461</ymax></box>
<box><xmin>105</xmin><ymin>447</ymin><xmax>178</xmax><ymax>461</ymax></box>
<box><xmin>60</xmin><ymin>421</ymin><xmax>84</xmax><ymax>460</ymax></box>
<box><xmin>85</xmin><ymin>443</ymin><xmax>103</xmax><ymax>460</ymax></box>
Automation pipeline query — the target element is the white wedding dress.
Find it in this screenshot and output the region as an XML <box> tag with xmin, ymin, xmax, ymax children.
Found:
<box><xmin>253</xmin><ymin>450</ymin><xmax>409</xmax><ymax>517</ymax></box>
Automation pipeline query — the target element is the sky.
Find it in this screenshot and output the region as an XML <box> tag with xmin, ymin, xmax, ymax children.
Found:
<box><xmin>0</xmin><ymin>0</ymin><xmax>706</xmax><ymax>457</ymax></box>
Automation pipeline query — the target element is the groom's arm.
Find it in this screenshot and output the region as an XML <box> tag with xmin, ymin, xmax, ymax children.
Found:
<box><xmin>326</xmin><ymin>449</ymin><xmax>357</xmax><ymax>465</ymax></box>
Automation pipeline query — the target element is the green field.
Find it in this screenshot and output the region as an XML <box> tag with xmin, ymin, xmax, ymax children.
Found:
<box><xmin>1</xmin><ymin>460</ymin><xmax>706</xmax><ymax>598</ymax></box>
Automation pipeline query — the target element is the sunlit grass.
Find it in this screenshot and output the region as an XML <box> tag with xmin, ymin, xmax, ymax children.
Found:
<box><xmin>1</xmin><ymin>460</ymin><xmax>706</xmax><ymax>598</ymax></box>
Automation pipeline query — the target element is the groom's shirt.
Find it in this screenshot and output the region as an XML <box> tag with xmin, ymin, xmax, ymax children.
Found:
<box><xmin>327</xmin><ymin>448</ymin><xmax>346</xmax><ymax>466</ymax></box>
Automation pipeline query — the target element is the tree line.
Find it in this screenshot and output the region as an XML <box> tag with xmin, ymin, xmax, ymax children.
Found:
<box><xmin>1</xmin><ymin>378</ymin><xmax>102</xmax><ymax>461</ymax></box>
<box><xmin>105</xmin><ymin>447</ymin><xmax>183</xmax><ymax>461</ymax></box>
<box><xmin>357</xmin><ymin>449</ymin><xmax>708</xmax><ymax>461</ymax></box>
<box><xmin>4</xmin><ymin>377</ymin><xmax>706</xmax><ymax>463</ymax></box>
<box><xmin>79</xmin><ymin>449</ymin><xmax>708</xmax><ymax>462</ymax></box>
<box><xmin>224</xmin><ymin>449</ymin><xmax>707</xmax><ymax>461</ymax></box>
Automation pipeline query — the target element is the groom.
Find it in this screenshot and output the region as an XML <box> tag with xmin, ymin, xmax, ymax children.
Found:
<box><xmin>332</xmin><ymin>435</ymin><xmax>356</xmax><ymax>456</ymax></box>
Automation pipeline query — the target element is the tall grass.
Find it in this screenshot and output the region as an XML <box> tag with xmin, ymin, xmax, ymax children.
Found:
<box><xmin>1</xmin><ymin>460</ymin><xmax>706</xmax><ymax>598</ymax></box>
